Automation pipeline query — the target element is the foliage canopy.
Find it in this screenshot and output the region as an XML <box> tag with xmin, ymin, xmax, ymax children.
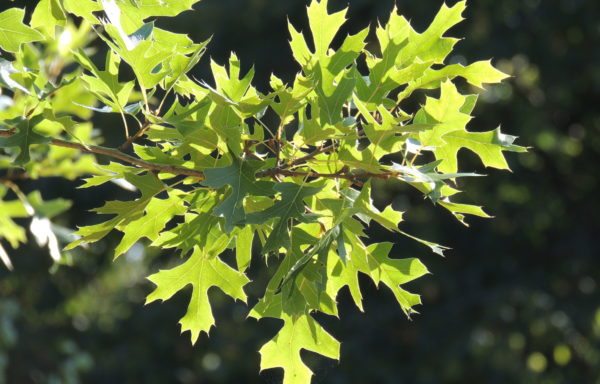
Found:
<box><xmin>0</xmin><ymin>0</ymin><xmax>523</xmax><ymax>382</ymax></box>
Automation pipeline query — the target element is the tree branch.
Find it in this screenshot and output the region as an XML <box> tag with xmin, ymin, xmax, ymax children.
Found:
<box><xmin>257</xmin><ymin>128</ymin><xmax>365</xmax><ymax>177</ymax></box>
<box><xmin>256</xmin><ymin>169</ymin><xmax>397</xmax><ymax>187</ymax></box>
<box><xmin>0</xmin><ymin>130</ymin><xmax>206</xmax><ymax>180</ymax></box>
<box><xmin>284</xmin><ymin>143</ymin><xmax>335</xmax><ymax>169</ymax></box>
<box><xmin>118</xmin><ymin>121</ymin><xmax>151</xmax><ymax>151</ymax></box>
<box><xmin>0</xmin><ymin>130</ymin><xmax>392</xmax><ymax>185</ymax></box>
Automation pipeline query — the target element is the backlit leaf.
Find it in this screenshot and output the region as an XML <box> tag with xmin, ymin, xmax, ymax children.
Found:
<box><xmin>0</xmin><ymin>8</ymin><xmax>44</xmax><ymax>53</ymax></box>
<box><xmin>147</xmin><ymin>247</ymin><xmax>250</xmax><ymax>344</ymax></box>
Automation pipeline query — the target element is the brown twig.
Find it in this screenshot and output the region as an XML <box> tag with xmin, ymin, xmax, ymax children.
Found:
<box><xmin>0</xmin><ymin>130</ymin><xmax>206</xmax><ymax>180</ymax></box>
<box><xmin>283</xmin><ymin>143</ymin><xmax>334</xmax><ymax>169</ymax></box>
<box><xmin>256</xmin><ymin>169</ymin><xmax>397</xmax><ymax>187</ymax></box>
<box><xmin>0</xmin><ymin>129</ymin><xmax>392</xmax><ymax>185</ymax></box>
<box><xmin>0</xmin><ymin>171</ymin><xmax>29</xmax><ymax>181</ymax></box>
<box><xmin>259</xmin><ymin>128</ymin><xmax>365</xmax><ymax>177</ymax></box>
<box><xmin>118</xmin><ymin>121</ymin><xmax>151</xmax><ymax>151</ymax></box>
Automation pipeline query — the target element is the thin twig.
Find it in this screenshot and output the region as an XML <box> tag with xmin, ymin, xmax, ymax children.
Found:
<box><xmin>0</xmin><ymin>130</ymin><xmax>206</xmax><ymax>180</ymax></box>
<box><xmin>256</xmin><ymin>169</ymin><xmax>396</xmax><ymax>186</ymax></box>
<box><xmin>0</xmin><ymin>130</ymin><xmax>395</xmax><ymax>185</ymax></box>
<box><xmin>118</xmin><ymin>121</ymin><xmax>151</xmax><ymax>150</ymax></box>
<box><xmin>283</xmin><ymin>143</ymin><xmax>334</xmax><ymax>169</ymax></box>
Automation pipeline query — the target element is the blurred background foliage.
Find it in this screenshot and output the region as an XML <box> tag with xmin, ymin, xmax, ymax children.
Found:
<box><xmin>1</xmin><ymin>0</ymin><xmax>599</xmax><ymax>383</ymax></box>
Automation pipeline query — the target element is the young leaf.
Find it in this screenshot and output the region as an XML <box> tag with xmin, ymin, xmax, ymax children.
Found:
<box><xmin>0</xmin><ymin>8</ymin><xmax>45</xmax><ymax>53</ymax></box>
<box><xmin>30</xmin><ymin>0</ymin><xmax>66</xmax><ymax>38</ymax></box>
<box><xmin>112</xmin><ymin>191</ymin><xmax>186</xmax><ymax>258</ymax></box>
<box><xmin>74</xmin><ymin>49</ymin><xmax>136</xmax><ymax>115</ymax></box>
<box><xmin>0</xmin><ymin>1</ymin><xmax>524</xmax><ymax>382</ymax></box>
<box><xmin>0</xmin><ymin>190</ymin><xmax>28</xmax><ymax>249</ymax></box>
<box><xmin>398</xmin><ymin>60</ymin><xmax>509</xmax><ymax>101</ymax></box>
<box><xmin>114</xmin><ymin>0</ymin><xmax>203</xmax><ymax>33</ymax></box>
<box><xmin>359</xmin><ymin>242</ymin><xmax>429</xmax><ymax>313</ymax></box>
<box><xmin>235</xmin><ymin>226</ymin><xmax>254</xmax><ymax>272</ymax></box>
<box><xmin>434</xmin><ymin>127</ymin><xmax>527</xmax><ymax>174</ymax></box>
<box><xmin>250</xmin><ymin>285</ymin><xmax>340</xmax><ymax>384</ymax></box>
<box><xmin>0</xmin><ymin>116</ymin><xmax>50</xmax><ymax>165</ymax></box>
<box><xmin>306</xmin><ymin>0</ymin><xmax>347</xmax><ymax>58</ymax></box>
<box><xmin>439</xmin><ymin>199</ymin><xmax>491</xmax><ymax>226</ymax></box>
<box><xmin>0</xmin><ymin>58</ymin><xmax>30</xmax><ymax>94</ymax></box>
<box><xmin>66</xmin><ymin>173</ymin><xmax>170</xmax><ymax>254</ymax></box>
<box><xmin>146</xmin><ymin>247</ymin><xmax>250</xmax><ymax>344</ymax></box>
<box><xmin>397</xmin><ymin>1</ymin><xmax>466</xmax><ymax>66</ymax></box>
<box><xmin>415</xmin><ymin>81</ymin><xmax>472</xmax><ymax>148</ymax></box>
<box><xmin>62</xmin><ymin>0</ymin><xmax>102</xmax><ymax>24</ymax></box>
<box><xmin>246</xmin><ymin>183</ymin><xmax>322</xmax><ymax>254</ymax></box>
<box><xmin>415</xmin><ymin>81</ymin><xmax>526</xmax><ymax>173</ymax></box>
<box><xmin>203</xmin><ymin>156</ymin><xmax>275</xmax><ymax>232</ymax></box>
<box><xmin>258</xmin><ymin>311</ymin><xmax>340</xmax><ymax>384</ymax></box>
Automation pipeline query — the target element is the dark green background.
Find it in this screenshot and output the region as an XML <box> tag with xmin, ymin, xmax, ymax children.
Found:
<box><xmin>1</xmin><ymin>0</ymin><xmax>599</xmax><ymax>383</ymax></box>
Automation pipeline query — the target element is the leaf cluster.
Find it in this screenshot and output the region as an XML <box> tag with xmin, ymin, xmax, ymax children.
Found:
<box><xmin>0</xmin><ymin>1</ymin><xmax>524</xmax><ymax>383</ymax></box>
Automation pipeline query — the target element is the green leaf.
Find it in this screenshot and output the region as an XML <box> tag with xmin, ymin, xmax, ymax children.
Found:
<box><xmin>153</xmin><ymin>213</ymin><xmax>222</xmax><ymax>254</ymax></box>
<box><xmin>111</xmin><ymin>0</ymin><xmax>203</xmax><ymax>33</ymax></box>
<box><xmin>414</xmin><ymin>81</ymin><xmax>525</xmax><ymax>173</ymax></box>
<box><xmin>203</xmin><ymin>157</ymin><xmax>275</xmax><ymax>232</ymax></box>
<box><xmin>146</xmin><ymin>247</ymin><xmax>250</xmax><ymax>344</ymax></box>
<box><xmin>62</xmin><ymin>0</ymin><xmax>102</xmax><ymax>24</ymax></box>
<box><xmin>153</xmin><ymin>193</ymin><xmax>231</xmax><ymax>257</ymax></box>
<box><xmin>369</xmin><ymin>243</ymin><xmax>428</xmax><ymax>312</ymax></box>
<box><xmin>435</xmin><ymin>127</ymin><xmax>527</xmax><ymax>174</ymax></box>
<box><xmin>356</xmin><ymin>9</ymin><xmax>415</xmax><ymax>106</ymax></box>
<box><xmin>250</xmin><ymin>272</ymin><xmax>340</xmax><ymax>384</ymax></box>
<box><xmin>0</xmin><ymin>116</ymin><xmax>50</xmax><ymax>165</ymax></box>
<box><xmin>291</xmin><ymin>1</ymin><xmax>365</xmax><ymax>126</ymax></box>
<box><xmin>0</xmin><ymin>8</ymin><xmax>44</xmax><ymax>53</ymax></box>
<box><xmin>26</xmin><ymin>191</ymin><xmax>72</xmax><ymax>218</ymax></box>
<box><xmin>397</xmin><ymin>1</ymin><xmax>466</xmax><ymax>66</ymax></box>
<box><xmin>316</xmin><ymin>68</ymin><xmax>356</xmax><ymax>125</ymax></box>
<box><xmin>112</xmin><ymin>191</ymin><xmax>186</xmax><ymax>258</ymax></box>
<box><xmin>354</xmin><ymin>97</ymin><xmax>406</xmax><ymax>161</ymax></box>
<box><xmin>210</xmin><ymin>53</ymin><xmax>255</xmax><ymax>103</ymax></box>
<box><xmin>279</xmin><ymin>224</ymin><xmax>341</xmax><ymax>288</ymax></box>
<box><xmin>108</xmin><ymin>38</ymin><xmax>174</xmax><ymax>89</ymax></box>
<box><xmin>398</xmin><ymin>60</ymin><xmax>509</xmax><ymax>101</ymax></box>
<box><xmin>347</xmin><ymin>181</ymin><xmax>404</xmax><ymax>231</ymax></box>
<box><xmin>288</xmin><ymin>24</ymin><xmax>312</xmax><ymax>67</ymax></box>
<box><xmin>246</xmin><ymin>183</ymin><xmax>322</xmax><ymax>254</ymax></box>
<box><xmin>0</xmin><ymin>58</ymin><xmax>30</xmax><ymax>94</ymax></box>
<box><xmin>99</xmin><ymin>6</ymin><xmax>185</xmax><ymax>89</ymax></box>
<box><xmin>258</xmin><ymin>311</ymin><xmax>340</xmax><ymax>384</ymax></box>
<box><xmin>66</xmin><ymin>173</ymin><xmax>174</xmax><ymax>256</ymax></box>
<box><xmin>235</xmin><ymin>226</ymin><xmax>254</xmax><ymax>272</ymax></box>
<box><xmin>74</xmin><ymin>49</ymin><xmax>136</xmax><ymax>114</ymax></box>
<box><xmin>306</xmin><ymin>0</ymin><xmax>347</xmax><ymax>58</ymax></box>
<box><xmin>325</xmin><ymin>241</ymin><xmax>365</xmax><ymax>311</ymax></box>
<box><xmin>270</xmin><ymin>74</ymin><xmax>314</xmax><ymax>122</ymax></box>
<box><xmin>327</xmin><ymin>28</ymin><xmax>369</xmax><ymax>75</ymax></box>
<box><xmin>415</xmin><ymin>81</ymin><xmax>472</xmax><ymax>148</ymax></box>
<box><xmin>424</xmin><ymin>60</ymin><xmax>509</xmax><ymax>89</ymax></box>
<box><xmin>30</xmin><ymin>0</ymin><xmax>66</xmax><ymax>38</ymax></box>
<box><xmin>439</xmin><ymin>200</ymin><xmax>491</xmax><ymax>226</ymax></box>
<box><xmin>0</xmin><ymin>190</ymin><xmax>28</xmax><ymax>249</ymax></box>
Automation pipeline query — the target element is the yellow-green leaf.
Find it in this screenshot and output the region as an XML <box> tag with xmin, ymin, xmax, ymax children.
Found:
<box><xmin>147</xmin><ymin>247</ymin><xmax>250</xmax><ymax>344</ymax></box>
<box><xmin>0</xmin><ymin>8</ymin><xmax>44</xmax><ymax>53</ymax></box>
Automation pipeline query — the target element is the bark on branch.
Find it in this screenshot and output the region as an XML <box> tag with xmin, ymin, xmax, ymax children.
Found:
<box><xmin>0</xmin><ymin>130</ymin><xmax>393</xmax><ymax>185</ymax></box>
